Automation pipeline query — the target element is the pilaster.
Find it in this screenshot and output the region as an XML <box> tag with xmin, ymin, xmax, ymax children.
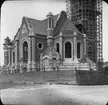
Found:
<box><xmin>31</xmin><ymin>36</ymin><xmax>36</xmax><ymax>71</ymax></box>
<box><xmin>73</xmin><ymin>32</ymin><xmax>78</xmax><ymax>63</ymax></box>
<box><xmin>83</xmin><ymin>34</ymin><xmax>87</xmax><ymax>56</ymax></box>
<box><xmin>15</xmin><ymin>40</ymin><xmax>19</xmax><ymax>70</ymax></box>
<box><xmin>27</xmin><ymin>28</ymin><xmax>36</xmax><ymax>72</ymax></box>
<box><xmin>8</xmin><ymin>46</ymin><xmax>11</xmax><ymax>68</ymax></box>
<box><xmin>27</xmin><ymin>36</ymin><xmax>32</xmax><ymax>72</ymax></box>
<box><xmin>59</xmin><ymin>32</ymin><xmax>63</xmax><ymax>57</ymax></box>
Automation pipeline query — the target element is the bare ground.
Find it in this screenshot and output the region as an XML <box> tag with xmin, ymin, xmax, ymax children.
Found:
<box><xmin>1</xmin><ymin>84</ymin><xmax>108</xmax><ymax>105</ymax></box>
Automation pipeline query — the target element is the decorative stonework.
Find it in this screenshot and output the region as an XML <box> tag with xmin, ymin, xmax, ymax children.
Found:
<box><xmin>21</xmin><ymin>24</ymin><xmax>27</xmax><ymax>34</ymax></box>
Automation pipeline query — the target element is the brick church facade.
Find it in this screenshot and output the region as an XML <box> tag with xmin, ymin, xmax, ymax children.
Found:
<box><xmin>3</xmin><ymin>11</ymin><xmax>96</xmax><ymax>73</ymax></box>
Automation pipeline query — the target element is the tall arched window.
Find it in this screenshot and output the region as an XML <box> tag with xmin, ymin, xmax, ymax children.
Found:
<box><xmin>23</xmin><ymin>41</ymin><xmax>28</xmax><ymax>62</ymax></box>
<box><xmin>77</xmin><ymin>42</ymin><xmax>80</xmax><ymax>58</ymax></box>
<box><xmin>65</xmin><ymin>42</ymin><xmax>71</xmax><ymax>58</ymax></box>
<box><xmin>56</xmin><ymin>43</ymin><xmax>59</xmax><ymax>53</ymax></box>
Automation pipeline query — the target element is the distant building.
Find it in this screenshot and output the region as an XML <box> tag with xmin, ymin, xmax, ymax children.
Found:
<box><xmin>3</xmin><ymin>11</ymin><xmax>96</xmax><ymax>73</ymax></box>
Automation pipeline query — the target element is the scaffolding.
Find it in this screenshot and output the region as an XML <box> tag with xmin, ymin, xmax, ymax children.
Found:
<box><xmin>96</xmin><ymin>0</ymin><xmax>103</xmax><ymax>70</ymax></box>
<box><xmin>66</xmin><ymin>0</ymin><xmax>103</xmax><ymax>70</ymax></box>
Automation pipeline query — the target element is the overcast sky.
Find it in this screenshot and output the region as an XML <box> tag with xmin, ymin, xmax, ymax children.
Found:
<box><xmin>0</xmin><ymin>0</ymin><xmax>108</xmax><ymax>66</ymax></box>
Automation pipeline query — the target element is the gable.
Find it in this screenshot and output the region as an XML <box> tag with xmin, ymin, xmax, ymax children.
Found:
<box><xmin>27</xmin><ymin>14</ymin><xmax>59</xmax><ymax>36</ymax></box>
<box><xmin>53</xmin><ymin>11</ymin><xmax>67</xmax><ymax>34</ymax></box>
<box><xmin>58</xmin><ymin>18</ymin><xmax>81</xmax><ymax>34</ymax></box>
<box><xmin>12</xmin><ymin>17</ymin><xmax>30</xmax><ymax>43</ymax></box>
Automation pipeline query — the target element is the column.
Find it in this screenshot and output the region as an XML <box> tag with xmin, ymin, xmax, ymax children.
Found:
<box><xmin>8</xmin><ymin>46</ymin><xmax>11</xmax><ymax>72</ymax></box>
<box><xmin>73</xmin><ymin>32</ymin><xmax>78</xmax><ymax>63</ymax></box>
<box><xmin>11</xmin><ymin>50</ymin><xmax>13</xmax><ymax>73</ymax></box>
<box><xmin>83</xmin><ymin>34</ymin><xmax>87</xmax><ymax>56</ymax></box>
<box><xmin>59</xmin><ymin>32</ymin><xmax>63</xmax><ymax>57</ymax></box>
<box><xmin>32</xmin><ymin>37</ymin><xmax>36</xmax><ymax>71</ymax></box>
<box><xmin>27</xmin><ymin>37</ymin><xmax>32</xmax><ymax>72</ymax></box>
<box><xmin>15</xmin><ymin>40</ymin><xmax>18</xmax><ymax>70</ymax></box>
<box><xmin>80</xmin><ymin>41</ymin><xmax>83</xmax><ymax>59</ymax></box>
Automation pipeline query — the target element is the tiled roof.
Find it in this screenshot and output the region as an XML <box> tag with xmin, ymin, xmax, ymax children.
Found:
<box><xmin>22</xmin><ymin>11</ymin><xmax>82</xmax><ymax>37</ymax></box>
<box><xmin>27</xmin><ymin>14</ymin><xmax>59</xmax><ymax>35</ymax></box>
<box><xmin>59</xmin><ymin>18</ymin><xmax>81</xmax><ymax>34</ymax></box>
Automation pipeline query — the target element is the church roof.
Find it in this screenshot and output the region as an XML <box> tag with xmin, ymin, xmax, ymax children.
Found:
<box><xmin>25</xmin><ymin>11</ymin><xmax>81</xmax><ymax>36</ymax></box>
<box><xmin>59</xmin><ymin>18</ymin><xmax>81</xmax><ymax>34</ymax></box>
<box><xmin>27</xmin><ymin>14</ymin><xmax>59</xmax><ymax>35</ymax></box>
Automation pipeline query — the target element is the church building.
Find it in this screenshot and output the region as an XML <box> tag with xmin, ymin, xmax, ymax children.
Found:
<box><xmin>3</xmin><ymin>11</ymin><xmax>96</xmax><ymax>73</ymax></box>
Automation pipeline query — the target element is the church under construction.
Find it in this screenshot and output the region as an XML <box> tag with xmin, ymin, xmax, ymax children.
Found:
<box><xmin>2</xmin><ymin>0</ymin><xmax>104</xmax><ymax>73</ymax></box>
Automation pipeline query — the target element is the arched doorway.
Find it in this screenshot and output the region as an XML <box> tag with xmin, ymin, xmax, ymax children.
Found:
<box><xmin>65</xmin><ymin>42</ymin><xmax>71</xmax><ymax>58</ymax></box>
<box><xmin>56</xmin><ymin>43</ymin><xmax>59</xmax><ymax>53</ymax></box>
<box><xmin>77</xmin><ymin>42</ymin><xmax>81</xmax><ymax>58</ymax></box>
<box><xmin>23</xmin><ymin>41</ymin><xmax>28</xmax><ymax>63</ymax></box>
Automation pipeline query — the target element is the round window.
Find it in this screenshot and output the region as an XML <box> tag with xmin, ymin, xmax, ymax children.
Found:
<box><xmin>37</xmin><ymin>42</ymin><xmax>43</xmax><ymax>49</ymax></box>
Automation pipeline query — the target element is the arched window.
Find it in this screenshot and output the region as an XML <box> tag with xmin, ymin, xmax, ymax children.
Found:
<box><xmin>56</xmin><ymin>43</ymin><xmax>59</xmax><ymax>53</ymax></box>
<box><xmin>23</xmin><ymin>41</ymin><xmax>28</xmax><ymax>62</ymax></box>
<box><xmin>65</xmin><ymin>42</ymin><xmax>71</xmax><ymax>58</ymax></box>
<box><xmin>77</xmin><ymin>42</ymin><xmax>80</xmax><ymax>58</ymax></box>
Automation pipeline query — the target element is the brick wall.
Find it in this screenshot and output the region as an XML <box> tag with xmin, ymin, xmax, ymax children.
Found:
<box><xmin>0</xmin><ymin>70</ymin><xmax>76</xmax><ymax>85</ymax></box>
<box><xmin>1</xmin><ymin>70</ymin><xmax>108</xmax><ymax>85</ymax></box>
<box><xmin>76</xmin><ymin>70</ymin><xmax>108</xmax><ymax>85</ymax></box>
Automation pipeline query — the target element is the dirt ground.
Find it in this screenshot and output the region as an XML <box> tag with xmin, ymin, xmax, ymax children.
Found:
<box><xmin>1</xmin><ymin>84</ymin><xmax>108</xmax><ymax>105</ymax></box>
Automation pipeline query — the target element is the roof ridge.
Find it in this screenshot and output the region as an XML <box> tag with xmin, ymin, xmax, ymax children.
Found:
<box><xmin>27</xmin><ymin>17</ymin><xmax>42</xmax><ymax>22</ymax></box>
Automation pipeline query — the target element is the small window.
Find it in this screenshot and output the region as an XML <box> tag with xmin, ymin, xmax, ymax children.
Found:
<box><xmin>37</xmin><ymin>42</ymin><xmax>43</xmax><ymax>50</ymax></box>
<box><xmin>52</xmin><ymin>57</ymin><xmax>56</xmax><ymax>60</ymax></box>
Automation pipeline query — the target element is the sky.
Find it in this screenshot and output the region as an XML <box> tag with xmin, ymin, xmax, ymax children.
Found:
<box><xmin>0</xmin><ymin>0</ymin><xmax>108</xmax><ymax>66</ymax></box>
